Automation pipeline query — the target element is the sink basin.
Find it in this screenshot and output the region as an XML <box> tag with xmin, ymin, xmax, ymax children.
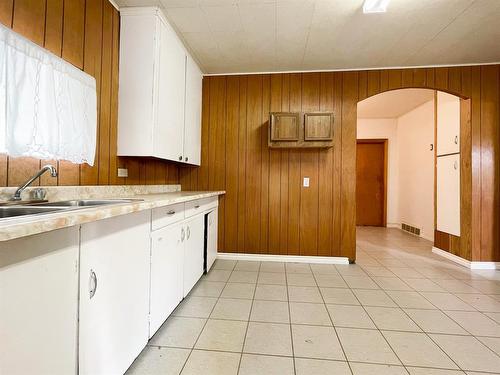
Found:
<box><xmin>31</xmin><ymin>199</ymin><xmax>143</xmax><ymax>207</ymax></box>
<box><xmin>0</xmin><ymin>206</ymin><xmax>69</xmax><ymax>219</ymax></box>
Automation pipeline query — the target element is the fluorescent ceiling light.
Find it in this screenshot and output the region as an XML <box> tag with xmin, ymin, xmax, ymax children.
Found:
<box><xmin>363</xmin><ymin>0</ymin><xmax>390</xmax><ymax>13</ymax></box>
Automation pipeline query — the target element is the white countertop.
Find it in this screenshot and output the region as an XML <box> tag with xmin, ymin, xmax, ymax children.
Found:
<box><xmin>0</xmin><ymin>191</ymin><xmax>225</xmax><ymax>242</ymax></box>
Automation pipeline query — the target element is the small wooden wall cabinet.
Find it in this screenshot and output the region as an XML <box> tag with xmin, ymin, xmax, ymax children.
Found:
<box><xmin>269</xmin><ymin>112</ymin><xmax>334</xmax><ymax>148</ymax></box>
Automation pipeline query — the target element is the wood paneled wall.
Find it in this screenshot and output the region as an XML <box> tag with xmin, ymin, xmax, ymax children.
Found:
<box><xmin>181</xmin><ymin>66</ymin><xmax>500</xmax><ymax>262</ymax></box>
<box><xmin>0</xmin><ymin>0</ymin><xmax>179</xmax><ymax>188</ymax></box>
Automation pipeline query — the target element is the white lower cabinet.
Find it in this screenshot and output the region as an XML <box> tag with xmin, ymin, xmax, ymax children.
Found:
<box><xmin>149</xmin><ymin>221</ymin><xmax>184</xmax><ymax>337</ymax></box>
<box><xmin>437</xmin><ymin>153</ymin><xmax>461</xmax><ymax>236</ymax></box>
<box><xmin>206</xmin><ymin>208</ymin><xmax>218</xmax><ymax>271</ymax></box>
<box><xmin>79</xmin><ymin>211</ymin><xmax>151</xmax><ymax>375</ymax></box>
<box><xmin>0</xmin><ymin>227</ymin><xmax>79</xmax><ymax>375</ymax></box>
<box><xmin>183</xmin><ymin>214</ymin><xmax>205</xmax><ymax>297</ymax></box>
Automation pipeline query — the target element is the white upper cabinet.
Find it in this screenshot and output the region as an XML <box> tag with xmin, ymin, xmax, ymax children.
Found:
<box><xmin>437</xmin><ymin>91</ymin><xmax>460</xmax><ymax>156</ymax></box>
<box><xmin>184</xmin><ymin>55</ymin><xmax>203</xmax><ymax>165</ymax></box>
<box><xmin>118</xmin><ymin>7</ymin><xmax>202</xmax><ymax>164</ymax></box>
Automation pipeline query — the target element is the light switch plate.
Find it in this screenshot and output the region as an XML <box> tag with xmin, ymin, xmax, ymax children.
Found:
<box><xmin>303</xmin><ymin>177</ymin><xmax>310</xmax><ymax>187</ymax></box>
<box><xmin>117</xmin><ymin>168</ymin><xmax>128</xmax><ymax>178</ymax></box>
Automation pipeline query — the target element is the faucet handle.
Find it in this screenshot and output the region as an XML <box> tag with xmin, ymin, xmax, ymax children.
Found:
<box><xmin>31</xmin><ymin>188</ymin><xmax>47</xmax><ymax>201</ymax></box>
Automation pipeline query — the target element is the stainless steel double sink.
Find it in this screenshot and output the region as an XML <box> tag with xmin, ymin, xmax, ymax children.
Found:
<box><xmin>0</xmin><ymin>199</ymin><xmax>143</xmax><ymax>219</ymax></box>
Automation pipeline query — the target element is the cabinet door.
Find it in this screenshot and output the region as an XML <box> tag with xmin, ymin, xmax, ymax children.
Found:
<box><xmin>437</xmin><ymin>91</ymin><xmax>460</xmax><ymax>156</ymax></box>
<box><xmin>0</xmin><ymin>228</ymin><xmax>79</xmax><ymax>375</ymax></box>
<box><xmin>183</xmin><ymin>215</ymin><xmax>205</xmax><ymax>296</ymax></box>
<box><xmin>150</xmin><ymin>223</ymin><xmax>184</xmax><ymax>337</ymax></box>
<box><xmin>207</xmin><ymin>209</ymin><xmax>218</xmax><ymax>271</ymax></box>
<box><xmin>183</xmin><ymin>55</ymin><xmax>202</xmax><ymax>165</ymax></box>
<box><xmin>79</xmin><ymin>211</ymin><xmax>150</xmax><ymax>375</ymax></box>
<box><xmin>437</xmin><ymin>154</ymin><xmax>461</xmax><ymax>236</ymax></box>
<box><xmin>154</xmin><ymin>19</ymin><xmax>186</xmax><ymax>162</ymax></box>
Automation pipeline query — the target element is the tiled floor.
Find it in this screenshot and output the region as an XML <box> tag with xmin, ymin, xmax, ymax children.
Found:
<box><xmin>127</xmin><ymin>227</ymin><xmax>500</xmax><ymax>375</ymax></box>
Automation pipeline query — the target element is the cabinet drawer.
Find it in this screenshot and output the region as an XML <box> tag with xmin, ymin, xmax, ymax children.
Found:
<box><xmin>152</xmin><ymin>203</ymin><xmax>185</xmax><ymax>230</ymax></box>
<box><xmin>185</xmin><ymin>197</ymin><xmax>218</xmax><ymax>218</ymax></box>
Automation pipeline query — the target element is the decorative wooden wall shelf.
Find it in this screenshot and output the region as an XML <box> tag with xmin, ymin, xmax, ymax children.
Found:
<box><xmin>268</xmin><ymin>112</ymin><xmax>334</xmax><ymax>148</ymax></box>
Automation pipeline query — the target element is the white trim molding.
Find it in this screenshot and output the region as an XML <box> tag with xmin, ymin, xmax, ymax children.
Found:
<box><xmin>217</xmin><ymin>253</ymin><xmax>350</xmax><ymax>265</ymax></box>
<box><xmin>108</xmin><ymin>0</ymin><xmax>119</xmax><ymax>10</ymax></box>
<box><xmin>432</xmin><ymin>247</ymin><xmax>500</xmax><ymax>270</ymax></box>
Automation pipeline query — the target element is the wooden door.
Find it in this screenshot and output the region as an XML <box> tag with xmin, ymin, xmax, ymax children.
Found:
<box><xmin>356</xmin><ymin>140</ymin><xmax>387</xmax><ymax>226</ymax></box>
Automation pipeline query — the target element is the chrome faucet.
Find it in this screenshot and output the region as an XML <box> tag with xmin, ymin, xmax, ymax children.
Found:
<box><xmin>11</xmin><ymin>164</ymin><xmax>58</xmax><ymax>201</ymax></box>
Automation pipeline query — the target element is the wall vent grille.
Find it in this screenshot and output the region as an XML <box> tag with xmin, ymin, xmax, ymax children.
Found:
<box><xmin>401</xmin><ymin>223</ymin><xmax>421</xmax><ymax>236</ymax></box>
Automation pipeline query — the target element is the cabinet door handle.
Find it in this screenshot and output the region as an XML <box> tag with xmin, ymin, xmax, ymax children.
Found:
<box><xmin>194</xmin><ymin>205</ymin><xmax>200</xmax><ymax>209</ymax></box>
<box><xmin>454</xmin><ymin>135</ymin><xmax>459</xmax><ymax>145</ymax></box>
<box><xmin>89</xmin><ymin>269</ymin><xmax>97</xmax><ymax>299</ymax></box>
<box><xmin>187</xmin><ymin>226</ymin><xmax>191</xmax><ymax>240</ymax></box>
<box><xmin>454</xmin><ymin>160</ymin><xmax>458</xmax><ymax>170</ymax></box>
<box><xmin>185</xmin><ymin>157</ymin><xmax>189</xmax><ymax>162</ymax></box>
<box><xmin>167</xmin><ymin>210</ymin><xmax>175</xmax><ymax>215</ymax></box>
<box><xmin>181</xmin><ymin>228</ymin><xmax>185</xmax><ymax>242</ymax></box>
<box><xmin>178</xmin><ymin>155</ymin><xmax>183</xmax><ymax>161</ymax></box>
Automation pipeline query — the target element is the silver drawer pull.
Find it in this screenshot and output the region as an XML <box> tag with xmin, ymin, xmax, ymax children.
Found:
<box><xmin>187</xmin><ymin>226</ymin><xmax>191</xmax><ymax>240</ymax></box>
<box><xmin>194</xmin><ymin>205</ymin><xmax>200</xmax><ymax>209</ymax></box>
<box><xmin>89</xmin><ymin>269</ymin><xmax>97</xmax><ymax>299</ymax></box>
<box><xmin>167</xmin><ymin>210</ymin><xmax>176</xmax><ymax>215</ymax></box>
<box><xmin>181</xmin><ymin>228</ymin><xmax>185</xmax><ymax>242</ymax></box>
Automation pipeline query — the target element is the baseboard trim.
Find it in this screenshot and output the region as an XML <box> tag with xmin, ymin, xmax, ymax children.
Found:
<box><xmin>432</xmin><ymin>247</ymin><xmax>500</xmax><ymax>270</ymax></box>
<box><xmin>217</xmin><ymin>253</ymin><xmax>350</xmax><ymax>265</ymax></box>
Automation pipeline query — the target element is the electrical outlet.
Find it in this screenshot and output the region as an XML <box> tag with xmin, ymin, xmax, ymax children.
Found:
<box><xmin>303</xmin><ymin>177</ymin><xmax>310</xmax><ymax>187</ymax></box>
<box><xmin>117</xmin><ymin>168</ymin><xmax>128</xmax><ymax>178</ymax></box>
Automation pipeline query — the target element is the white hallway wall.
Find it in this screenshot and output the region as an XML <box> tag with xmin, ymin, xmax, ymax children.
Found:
<box><xmin>357</xmin><ymin>99</ymin><xmax>435</xmax><ymax>241</ymax></box>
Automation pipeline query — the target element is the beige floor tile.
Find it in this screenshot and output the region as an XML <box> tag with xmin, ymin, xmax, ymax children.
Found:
<box><xmin>343</xmin><ymin>275</ymin><xmax>380</xmax><ymax>289</ymax></box>
<box><xmin>465</xmin><ymin>280</ymin><xmax>500</xmax><ymax>294</ymax></box>
<box><xmin>365</xmin><ymin>306</ymin><xmax>421</xmax><ymax>332</ymax></box>
<box><xmin>327</xmin><ymin>304</ymin><xmax>376</xmax><ymax>329</ymax></box>
<box><xmin>290</xmin><ymin>302</ymin><xmax>332</xmax><ymax>326</ymax></box>
<box><xmin>477</xmin><ymin>336</ymin><xmax>500</xmax><ymax>356</ymax></box>
<box><xmin>350</xmin><ymin>362</ymin><xmax>408</xmax><ymax>375</ymax></box>
<box><xmin>337</xmin><ymin>327</ymin><xmax>400</xmax><ymax>365</ymax></box>
<box><xmin>420</xmin><ymin>292</ymin><xmax>475</xmax><ymax>311</ymax></box>
<box><xmin>294</xmin><ymin>358</ymin><xmax>351</xmax><ymax>375</ymax></box>
<box><xmin>404</xmin><ymin>309</ymin><xmax>467</xmax><ymax>334</ymax></box>
<box><xmin>310</xmin><ymin>264</ymin><xmax>338</xmax><ymax>274</ymax></box>
<box><xmin>286</xmin><ymin>263</ymin><xmax>312</xmax><ymax>274</ymax></box>
<box><xmin>181</xmin><ymin>350</ymin><xmax>240</xmax><ymax>375</ymax></box>
<box><xmin>455</xmin><ymin>293</ymin><xmax>500</xmax><ymax>312</ymax></box>
<box><xmin>406</xmin><ymin>368</ymin><xmax>464</xmax><ymax>374</ymax></box>
<box><xmin>149</xmin><ymin>317</ymin><xmax>206</xmax><ymax>348</ymax></box>
<box><xmin>210</xmin><ymin>298</ymin><xmax>252</xmax><ymax>321</ymax></box>
<box><xmin>126</xmin><ymin>347</ymin><xmax>190</xmax><ymax>375</ymax></box>
<box><xmin>387</xmin><ymin>291</ymin><xmax>437</xmax><ymax>309</ymax></box>
<box><xmin>235</xmin><ymin>261</ymin><xmax>261</xmax><ymax>271</ymax></box>
<box><xmin>259</xmin><ymin>262</ymin><xmax>285</xmax><ymax>273</ymax></box>
<box><xmin>292</xmin><ymin>325</ymin><xmax>345</xmax><ymax>361</ymax></box>
<box><xmin>195</xmin><ymin>319</ymin><xmax>247</xmax><ymax>352</ymax></box>
<box><xmin>228</xmin><ymin>271</ymin><xmax>258</xmax><ymax>283</ymax></box>
<box><xmin>244</xmin><ymin>322</ymin><xmax>293</xmax><ymax>356</ymax></box>
<box><xmin>315</xmin><ymin>273</ymin><xmax>348</xmax><ymax>288</ymax></box>
<box><xmin>250</xmin><ymin>300</ymin><xmax>290</xmax><ymax>323</ymax></box>
<box><xmin>353</xmin><ymin>289</ymin><xmax>398</xmax><ymax>307</ymax></box>
<box><xmin>254</xmin><ymin>284</ymin><xmax>288</xmax><ymax>301</ymax></box>
<box><xmin>220</xmin><ymin>282</ymin><xmax>256</xmax><ymax>299</ymax></box>
<box><xmin>445</xmin><ymin>310</ymin><xmax>500</xmax><ymax>336</ymax></box>
<box><xmin>388</xmin><ymin>267</ymin><xmax>425</xmax><ymax>279</ymax></box>
<box><xmin>288</xmin><ymin>286</ymin><xmax>323</xmax><ymax>303</ymax></box>
<box><xmin>383</xmin><ymin>331</ymin><xmax>457</xmax><ymax>369</ymax></box>
<box><xmin>239</xmin><ymin>354</ymin><xmax>294</xmax><ymax>375</ymax></box>
<box><xmin>212</xmin><ymin>259</ymin><xmax>236</xmax><ymax>271</ymax></box>
<box><xmin>203</xmin><ymin>269</ymin><xmax>232</xmax><ymax>282</ymax></box>
<box><xmin>362</xmin><ymin>266</ymin><xmax>396</xmax><ymax>277</ymax></box>
<box><xmin>430</xmin><ymin>334</ymin><xmax>500</xmax><ymax>373</ymax></box>
<box><xmin>173</xmin><ymin>296</ymin><xmax>218</xmax><ymax>318</ymax></box>
<box><xmin>189</xmin><ymin>281</ymin><xmax>226</xmax><ymax>298</ymax></box>
<box><xmin>258</xmin><ymin>272</ymin><xmax>286</xmax><ymax>285</ymax></box>
<box><xmin>336</xmin><ymin>264</ymin><xmax>367</xmax><ymax>276</ymax></box>
<box><xmin>287</xmin><ymin>273</ymin><xmax>316</xmax><ymax>286</ymax></box>
<box><xmin>402</xmin><ymin>278</ymin><xmax>446</xmax><ymax>292</ymax></box>
<box><xmin>433</xmin><ymin>279</ymin><xmax>481</xmax><ymax>293</ymax></box>
<box><xmin>485</xmin><ymin>311</ymin><xmax>500</xmax><ymax>324</ymax></box>
<box><xmin>372</xmin><ymin>277</ymin><xmax>413</xmax><ymax>291</ymax></box>
<box><xmin>321</xmin><ymin>287</ymin><xmax>360</xmax><ymax>305</ymax></box>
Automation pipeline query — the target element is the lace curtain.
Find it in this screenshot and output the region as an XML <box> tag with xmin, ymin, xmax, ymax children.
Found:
<box><xmin>0</xmin><ymin>23</ymin><xmax>97</xmax><ymax>165</ymax></box>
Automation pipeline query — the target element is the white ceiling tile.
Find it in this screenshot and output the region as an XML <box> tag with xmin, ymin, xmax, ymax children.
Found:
<box><xmin>277</xmin><ymin>1</ymin><xmax>314</xmax><ymax>33</ymax></box>
<box><xmin>166</xmin><ymin>7</ymin><xmax>210</xmax><ymax>32</ymax></box>
<box><xmin>201</xmin><ymin>5</ymin><xmax>243</xmax><ymax>32</ymax></box>
<box><xmin>160</xmin><ymin>0</ymin><xmax>198</xmax><ymax>8</ymax></box>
